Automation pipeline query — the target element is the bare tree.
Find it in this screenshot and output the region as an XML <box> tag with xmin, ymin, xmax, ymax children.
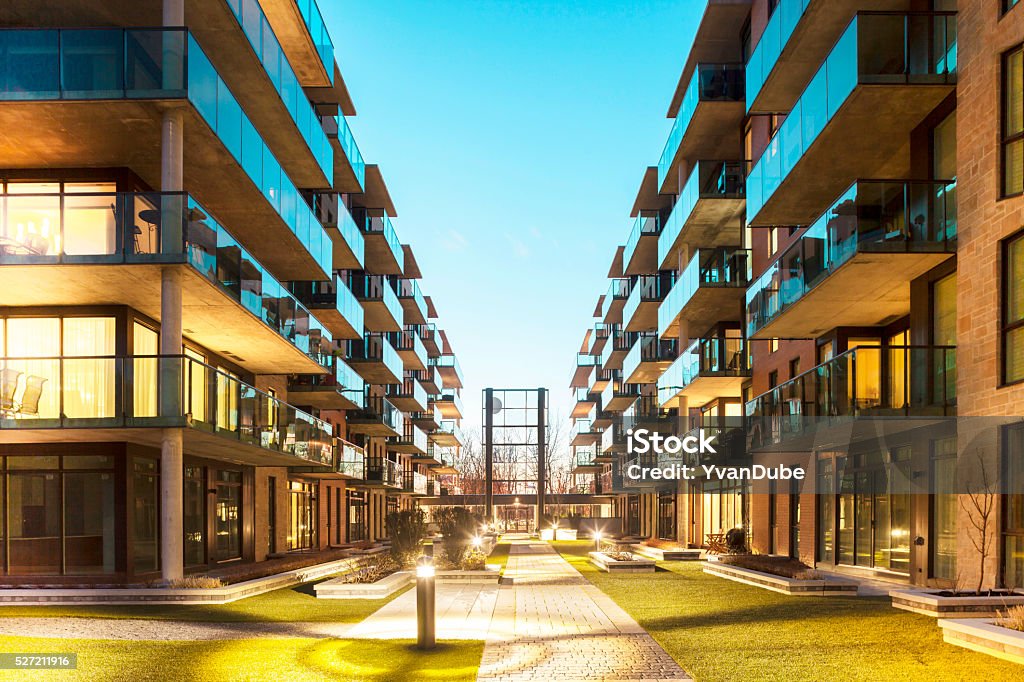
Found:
<box><xmin>960</xmin><ymin>450</ymin><xmax>997</xmax><ymax>594</ymax></box>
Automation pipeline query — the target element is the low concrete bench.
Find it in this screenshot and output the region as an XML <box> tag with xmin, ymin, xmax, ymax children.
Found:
<box><xmin>314</xmin><ymin>571</ymin><xmax>413</xmax><ymax>599</ymax></box>
<box><xmin>588</xmin><ymin>551</ymin><xmax>655</xmax><ymax>573</ymax></box>
<box><xmin>631</xmin><ymin>544</ymin><xmax>702</xmax><ymax>561</ymax></box>
<box><xmin>703</xmin><ymin>562</ymin><xmax>857</xmax><ymax>596</ymax></box>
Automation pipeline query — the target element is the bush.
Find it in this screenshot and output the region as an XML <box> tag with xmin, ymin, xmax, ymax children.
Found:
<box><xmin>461</xmin><ymin>548</ymin><xmax>487</xmax><ymax>571</ymax></box>
<box><xmin>719</xmin><ymin>554</ymin><xmax>820</xmax><ymax>579</ymax></box>
<box><xmin>168</xmin><ymin>575</ymin><xmax>224</xmax><ymax>589</ymax></box>
<box><xmin>385</xmin><ymin>509</ymin><xmax>427</xmax><ymax>567</ymax></box>
<box><xmin>434</xmin><ymin>506</ymin><xmax>480</xmax><ymax>568</ymax></box>
<box><xmin>341</xmin><ymin>555</ymin><xmax>399</xmax><ymax>584</ymax></box>
<box><xmin>998</xmin><ymin>605</ymin><xmax>1024</xmax><ymax>632</ymax></box>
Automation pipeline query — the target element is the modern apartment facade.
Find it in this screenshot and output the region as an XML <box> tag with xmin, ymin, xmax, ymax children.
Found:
<box><xmin>571</xmin><ymin>0</ymin><xmax>1024</xmax><ymax>589</ymax></box>
<box><xmin>0</xmin><ymin>0</ymin><xmax>464</xmax><ymax>584</ymax></box>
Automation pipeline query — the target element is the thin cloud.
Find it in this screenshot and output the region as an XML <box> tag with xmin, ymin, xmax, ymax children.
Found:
<box><xmin>505</xmin><ymin>233</ymin><xmax>530</xmax><ymax>258</ymax></box>
<box><xmin>442</xmin><ymin>228</ymin><xmax>469</xmax><ymax>252</ymax></box>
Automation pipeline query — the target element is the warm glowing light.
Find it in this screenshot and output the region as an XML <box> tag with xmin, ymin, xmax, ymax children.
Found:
<box><xmin>471</xmin><ymin>536</ymin><xmax>482</xmax><ymax>547</ymax></box>
<box><xmin>593</xmin><ymin>531</ymin><xmax>603</xmax><ymax>542</ymax></box>
<box><xmin>416</xmin><ymin>564</ymin><xmax>435</xmax><ymax>578</ymax></box>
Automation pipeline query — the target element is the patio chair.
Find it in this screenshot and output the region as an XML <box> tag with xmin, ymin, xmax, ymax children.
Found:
<box><xmin>1</xmin><ymin>368</ymin><xmax>22</xmax><ymax>411</ymax></box>
<box><xmin>18</xmin><ymin>375</ymin><xmax>47</xmax><ymax>416</ymax></box>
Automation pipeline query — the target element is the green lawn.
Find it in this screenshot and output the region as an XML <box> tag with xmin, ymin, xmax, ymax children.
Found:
<box><xmin>487</xmin><ymin>542</ymin><xmax>511</xmax><ymax>569</ymax></box>
<box><xmin>0</xmin><ymin>636</ymin><xmax>482</xmax><ymax>681</ymax></box>
<box><xmin>0</xmin><ymin>580</ymin><xmax>410</xmax><ymax>622</ymax></box>
<box><xmin>552</xmin><ymin>541</ymin><xmax>1019</xmax><ymax>682</ymax></box>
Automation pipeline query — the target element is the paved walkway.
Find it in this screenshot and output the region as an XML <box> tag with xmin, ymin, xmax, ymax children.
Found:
<box><xmin>0</xmin><ymin>539</ymin><xmax>690</xmax><ymax>680</ymax></box>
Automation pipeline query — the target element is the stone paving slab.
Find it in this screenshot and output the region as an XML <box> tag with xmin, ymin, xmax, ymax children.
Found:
<box><xmin>345</xmin><ymin>581</ymin><xmax>498</xmax><ymax>640</ymax></box>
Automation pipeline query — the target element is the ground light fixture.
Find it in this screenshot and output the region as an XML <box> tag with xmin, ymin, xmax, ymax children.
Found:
<box><xmin>593</xmin><ymin>531</ymin><xmax>603</xmax><ymax>551</ymax></box>
<box><xmin>471</xmin><ymin>536</ymin><xmax>482</xmax><ymax>548</ymax></box>
<box><xmin>416</xmin><ymin>554</ymin><xmax>436</xmax><ymax>650</ymax></box>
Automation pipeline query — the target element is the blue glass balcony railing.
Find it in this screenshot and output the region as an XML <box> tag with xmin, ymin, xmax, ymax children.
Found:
<box><xmin>288</xmin><ymin>273</ymin><xmax>365</xmax><ymax>338</ymax></box>
<box><xmin>291</xmin><ymin>0</ymin><xmax>336</xmax><ymax>81</ymax></box>
<box><xmin>365</xmin><ymin>456</ymin><xmax>401</xmax><ymax>486</ymax></box>
<box><xmin>657</xmin><ymin>336</ymin><xmax>749</xmax><ymax>406</ymax></box>
<box><xmin>336</xmin><ymin>439</ymin><xmax>365</xmax><ymax>478</ymax></box>
<box><xmin>349</xmin><ymin>333</ymin><xmax>404</xmax><ymax>382</ymax></box>
<box><xmin>623</xmin><ymin>333</ymin><xmax>678</xmax><ymax>382</ymax></box>
<box><xmin>745</xmin><ymin>0</ymin><xmax>811</xmax><ymax>112</ymax></box>
<box><xmin>623</xmin><ymin>273</ymin><xmax>676</xmax><ymax>328</ymax></box>
<box><xmin>393</xmin><ymin>277</ymin><xmax>428</xmax><ymax>322</ymax></box>
<box><xmin>600</xmin><ymin>328</ymin><xmax>635</xmax><ymax>368</ymax></box>
<box><xmin>745</xmin><ymin>180</ymin><xmax>957</xmax><ymax>337</ymax></box>
<box><xmin>623</xmin><ymin>215</ymin><xmax>661</xmax><ymax>270</ymax></box>
<box><xmin>347</xmin><ymin>273</ymin><xmax>403</xmax><ymax>329</ymax></box>
<box><xmin>394</xmin><ymin>329</ymin><xmax>429</xmax><ymax>369</ymax></box>
<box><xmin>659</xmin><ymin>247</ymin><xmax>751</xmax><ymax>338</ymax></box>
<box><xmin>600</xmin><ymin>278</ymin><xmax>633</xmax><ymax>320</ymax></box>
<box><xmin>430</xmin><ymin>354</ymin><xmax>464</xmax><ymax>388</ymax></box>
<box><xmin>746</xmin><ymin>12</ymin><xmax>958</xmax><ymax>225</ymax></box>
<box><xmin>745</xmin><ymin>345</ymin><xmax>956</xmax><ymax>449</ymax></box>
<box><xmin>0</xmin><ymin>28</ymin><xmax>334</xmax><ymax>279</ymax></box>
<box><xmin>362</xmin><ymin>214</ymin><xmax>405</xmax><ymax>272</ymax></box>
<box><xmin>0</xmin><ymin>190</ymin><xmax>333</xmax><ymax>366</ymax></box>
<box><xmin>0</xmin><ymin>354</ymin><xmax>334</xmax><ymax>465</ymax></box>
<box><xmin>658</xmin><ymin>160</ymin><xmax>745</xmax><ymax>268</ymax></box>
<box><xmin>224</xmin><ymin>0</ymin><xmax>333</xmax><ymax>180</ymax></box>
<box><xmin>326</xmin><ymin>114</ymin><xmax>366</xmax><ymax>190</ymax></box>
<box><xmin>657</xmin><ymin>64</ymin><xmax>745</xmax><ymax>190</ymax></box>
<box><xmin>335</xmin><ymin>356</ymin><xmax>366</xmax><ymax>408</ymax></box>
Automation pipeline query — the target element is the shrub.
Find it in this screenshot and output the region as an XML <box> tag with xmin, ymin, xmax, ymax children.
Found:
<box><xmin>718</xmin><ymin>554</ymin><xmax>820</xmax><ymax>579</ymax></box>
<box><xmin>997</xmin><ymin>605</ymin><xmax>1024</xmax><ymax>632</ymax></box>
<box><xmin>341</xmin><ymin>555</ymin><xmax>400</xmax><ymax>584</ymax></box>
<box><xmin>434</xmin><ymin>506</ymin><xmax>480</xmax><ymax>568</ymax></box>
<box><xmin>385</xmin><ymin>509</ymin><xmax>427</xmax><ymax>568</ymax></box>
<box><xmin>461</xmin><ymin>548</ymin><xmax>487</xmax><ymax>571</ymax></box>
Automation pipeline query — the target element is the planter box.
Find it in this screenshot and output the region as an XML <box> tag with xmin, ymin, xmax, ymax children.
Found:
<box><xmin>704</xmin><ymin>562</ymin><xmax>857</xmax><ymax>596</ymax></box>
<box><xmin>938</xmin><ymin>619</ymin><xmax>1024</xmax><ymax>665</ymax></box>
<box><xmin>437</xmin><ymin>565</ymin><xmax>501</xmax><ymax>584</ymax></box>
<box><xmin>0</xmin><ymin>557</ymin><xmax>364</xmax><ymax>605</ymax></box>
<box><xmin>314</xmin><ymin>571</ymin><xmax>413</xmax><ymax>599</ymax></box>
<box><xmin>588</xmin><ymin>551</ymin><xmax>655</xmax><ymax>573</ymax></box>
<box><xmin>890</xmin><ymin>590</ymin><xmax>1024</xmax><ymax>618</ymax></box>
<box><xmin>631</xmin><ymin>544</ymin><xmax>702</xmax><ymax>562</ymax></box>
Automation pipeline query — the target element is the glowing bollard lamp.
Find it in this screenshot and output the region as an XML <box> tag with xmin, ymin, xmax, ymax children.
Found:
<box><xmin>416</xmin><ymin>554</ymin><xmax>436</xmax><ymax>650</ymax></box>
<box><xmin>593</xmin><ymin>531</ymin><xmax>603</xmax><ymax>552</ymax></box>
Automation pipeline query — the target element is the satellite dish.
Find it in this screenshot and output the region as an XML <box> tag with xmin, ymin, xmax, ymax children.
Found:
<box><xmin>489</xmin><ymin>396</ymin><xmax>503</xmax><ymax>414</ymax></box>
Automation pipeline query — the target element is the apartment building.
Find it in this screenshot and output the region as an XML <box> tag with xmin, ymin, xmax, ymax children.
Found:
<box><xmin>0</xmin><ymin>0</ymin><xmax>463</xmax><ymax>585</ymax></box>
<box><xmin>571</xmin><ymin>0</ymin><xmax>1024</xmax><ymax>589</ymax></box>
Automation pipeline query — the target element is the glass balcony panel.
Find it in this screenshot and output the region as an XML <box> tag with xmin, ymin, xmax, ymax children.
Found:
<box><xmin>658</xmin><ymin>160</ymin><xmax>746</xmax><ymax>268</ymax></box>
<box><xmin>659</xmin><ymin>247</ymin><xmax>751</xmax><ymax>337</ymax></box>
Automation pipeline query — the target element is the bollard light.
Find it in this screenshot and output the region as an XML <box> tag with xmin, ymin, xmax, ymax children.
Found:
<box><xmin>416</xmin><ymin>555</ymin><xmax>436</xmax><ymax>650</ymax></box>
<box><xmin>593</xmin><ymin>530</ymin><xmax>603</xmax><ymax>551</ymax></box>
<box><xmin>471</xmin><ymin>536</ymin><xmax>482</xmax><ymax>548</ymax></box>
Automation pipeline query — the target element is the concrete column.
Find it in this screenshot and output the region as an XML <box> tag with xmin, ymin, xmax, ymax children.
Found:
<box><xmin>160</xmin><ymin>267</ymin><xmax>184</xmax><ymax>583</ymax></box>
<box><xmin>161</xmin><ymin>110</ymin><xmax>184</xmax><ymax>194</ymax></box>
<box><xmin>163</xmin><ymin>0</ymin><xmax>184</xmax><ymax>25</ymax></box>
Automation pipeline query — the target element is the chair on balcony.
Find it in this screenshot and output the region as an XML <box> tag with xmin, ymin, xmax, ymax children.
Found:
<box><xmin>1</xmin><ymin>368</ymin><xmax>22</xmax><ymax>412</ymax></box>
<box><xmin>17</xmin><ymin>375</ymin><xmax>47</xmax><ymax>416</ymax></box>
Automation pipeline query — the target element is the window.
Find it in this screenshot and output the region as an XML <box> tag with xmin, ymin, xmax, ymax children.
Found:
<box><xmin>789</xmin><ymin>357</ymin><xmax>801</xmax><ymax>379</ymax></box>
<box><xmin>768</xmin><ymin>370</ymin><xmax>779</xmax><ymax>389</ymax></box>
<box><xmin>931</xmin><ymin>438</ymin><xmax>957</xmax><ymax>581</ymax></box>
<box><xmin>769</xmin><ymin>338</ymin><xmax>779</xmax><ymax>354</ymax></box>
<box><xmin>1006</xmin><ymin>0</ymin><xmax>1021</xmax><ymax>16</ymax></box>
<box><xmin>287</xmin><ymin>480</ymin><xmax>316</xmax><ymax>551</ymax></box>
<box><xmin>768</xmin><ymin>226</ymin><xmax>778</xmax><ymax>255</ymax></box>
<box><xmin>1004</xmin><ymin>424</ymin><xmax>1024</xmax><ymax>588</ymax></box>
<box><xmin>133</xmin><ymin>322</ymin><xmax>158</xmax><ymax>418</ymax></box>
<box><xmin>215</xmin><ymin>470</ymin><xmax>242</xmax><ymax>561</ymax></box>
<box><xmin>132</xmin><ymin>457</ymin><xmax>160</xmax><ymax>573</ymax></box>
<box><xmin>1004</xmin><ymin>232</ymin><xmax>1024</xmax><ymax>384</ymax></box>
<box><xmin>1003</xmin><ymin>45</ymin><xmax>1024</xmax><ymax>197</ymax></box>
<box><xmin>183</xmin><ymin>466</ymin><xmax>205</xmax><ymax>567</ymax></box>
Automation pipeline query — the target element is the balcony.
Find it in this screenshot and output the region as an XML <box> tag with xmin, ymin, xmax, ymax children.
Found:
<box><xmin>362</xmin><ymin>457</ymin><xmax>402</xmax><ymax>488</ymax></box>
<box><xmin>745</xmin><ymin>0</ymin><xmax>915</xmax><ymax>114</ymax></box>
<box><xmin>572</xmin><ymin>386</ymin><xmax>597</xmax><ymax>419</ymax></box>
<box><xmin>387</xmin><ymin>375</ymin><xmax>429</xmax><ymax>413</ymax></box>
<box><xmin>402</xmin><ymin>469</ymin><xmax>429</xmax><ymax>496</ymax></box>
<box><xmin>746</xmin><ymin>345</ymin><xmax>956</xmax><ymax>451</ymax></box>
<box><xmin>255</xmin><ymin>0</ymin><xmax>335</xmax><ymax>86</ymax></box>
<box><xmin>321</xmin><ymin>113</ymin><xmax>366</xmax><ymax>192</ymax></box>
<box><xmin>746</xmin><ymin>12</ymin><xmax>958</xmax><ymax>226</ymax></box>
<box><xmin>410</xmin><ymin>403</ymin><xmax>442</xmax><ymax>432</ymax></box>
<box><xmin>570</xmin><ymin>418</ymin><xmax>601</xmax><ymax>447</ymax></box>
<box><xmin>600</xmin><ymin>278</ymin><xmax>632</xmax><ymax>324</ymax></box>
<box><xmin>0</xmin><ymin>354</ymin><xmax>333</xmax><ymax>467</ymax></box>
<box><xmin>431</xmin><ymin>420</ymin><xmax>463</xmax><ymax>448</ymax></box>
<box><xmin>659</xmin><ymin>247</ymin><xmax>750</xmax><ymax>339</ymax></box>
<box><xmin>657</xmin><ymin>64</ymin><xmax>745</xmax><ymax>192</ymax></box>
<box><xmin>599</xmin><ymin>328</ymin><xmax>635</xmax><ymax>372</ymax></box>
<box><xmin>431</xmin><ymin>354</ymin><xmax>464</xmax><ymax>389</ymax></box>
<box><xmin>599</xmin><ymin>461</ymin><xmax>627</xmax><ymax>494</ymax></box>
<box><xmin>347</xmin><ymin>396</ymin><xmax>403</xmax><ymax>438</ymax></box>
<box><xmin>360</xmin><ymin>213</ymin><xmax>405</xmax><ymax>276</ymax></box>
<box><xmin>393</xmin><ymin>278</ymin><xmax>428</xmax><ymax>326</ymax></box>
<box><xmin>623</xmin><ymin>334</ymin><xmax>678</xmax><ymax>384</ymax></box>
<box><xmin>572</xmin><ymin>353</ymin><xmax>599</xmax><ymax>388</ymax></box>
<box><xmin>347</xmin><ymin>273</ymin><xmax>402</xmax><ymax>333</ymax></box>
<box><xmin>0</xmin><ymin>28</ymin><xmax>335</xmax><ymax>281</ymax></box>
<box><xmin>416</xmin><ymin>323</ymin><xmax>442</xmax><ymax>357</ymax></box>
<box><xmin>600</xmin><ymin>417</ymin><xmax>628</xmax><ymax>455</ymax></box>
<box><xmin>288</xmin><ymin>356</ymin><xmax>365</xmax><ymax>410</ymax></box>
<box><xmin>390</xmin><ymin>423</ymin><xmax>428</xmax><ymax>455</ymax></box>
<box><xmin>572</xmin><ymin>446</ymin><xmax>602</xmax><ymax>474</ymax></box>
<box><xmin>0</xmin><ymin>190</ymin><xmax>331</xmax><ymax>374</ymax></box>
<box><xmin>589</xmin><ymin>367</ymin><xmax>616</xmax><ymax>395</ymax></box>
<box><xmin>745</xmin><ymin>180</ymin><xmax>957</xmax><ymax>339</ymax></box>
<box><xmin>657</xmin><ymin>161</ymin><xmax>746</xmax><ymax>269</ymax></box>
<box><xmin>623</xmin><ymin>273</ymin><xmax>676</xmax><ymax>333</ymax></box>
<box><xmin>623</xmin><ymin>215</ymin><xmax>662</xmax><ymax>275</ymax></box>
<box><xmin>336</xmin><ymin>439</ymin><xmax>365</xmax><ymax>479</ymax></box>
<box><xmin>432</xmin><ymin>390</ymin><xmax>464</xmax><ymax>420</ymax></box>
<box><xmin>311</xmin><ymin>194</ymin><xmax>364</xmax><ymax>270</ymax></box>
<box><xmin>288</xmin><ymin>274</ymin><xmax>364</xmax><ymax>340</ymax></box>
<box><xmin>412</xmin><ymin>365</ymin><xmax>442</xmax><ymax>395</ymax></box>
<box><xmin>393</xmin><ymin>328</ymin><xmax>428</xmax><ymax>371</ymax></box>
<box><xmin>658</xmin><ymin>336</ymin><xmax>749</xmax><ymax>408</ymax></box>
<box><xmin>600</xmin><ymin>377</ymin><xmax>641</xmax><ymax>413</ymax></box>
<box><xmin>588</xmin><ymin>323</ymin><xmax>614</xmax><ymax>356</ymax></box>
<box><xmin>346</xmin><ymin>333</ymin><xmax>403</xmax><ymax>385</ymax></box>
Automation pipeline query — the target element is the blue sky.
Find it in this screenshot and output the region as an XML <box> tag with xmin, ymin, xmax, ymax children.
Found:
<box><xmin>321</xmin><ymin>1</ymin><xmax>701</xmax><ymax>435</ymax></box>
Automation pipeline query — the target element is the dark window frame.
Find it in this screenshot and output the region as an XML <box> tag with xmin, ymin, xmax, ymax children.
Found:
<box><xmin>1005</xmin><ymin>0</ymin><xmax>1022</xmax><ymax>18</ymax></box>
<box><xmin>1002</xmin><ymin>229</ymin><xmax>1024</xmax><ymax>386</ymax></box>
<box><xmin>1002</xmin><ymin>44</ymin><xmax>1024</xmax><ymax>199</ymax></box>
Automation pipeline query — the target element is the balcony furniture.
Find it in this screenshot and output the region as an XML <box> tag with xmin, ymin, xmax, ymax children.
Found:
<box><xmin>705</xmin><ymin>532</ymin><xmax>728</xmax><ymax>555</ymax></box>
<box><xmin>1</xmin><ymin>368</ymin><xmax>22</xmax><ymax>410</ymax></box>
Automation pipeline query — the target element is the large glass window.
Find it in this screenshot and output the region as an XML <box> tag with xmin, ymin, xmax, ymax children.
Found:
<box><xmin>931</xmin><ymin>438</ymin><xmax>957</xmax><ymax>581</ymax></box>
<box><xmin>817</xmin><ymin>459</ymin><xmax>834</xmax><ymax>563</ymax></box>
<box><xmin>1004</xmin><ymin>425</ymin><xmax>1024</xmax><ymax>588</ymax></box>
<box><xmin>133</xmin><ymin>322</ymin><xmax>158</xmax><ymax>418</ymax></box>
<box><xmin>8</xmin><ymin>465</ymin><xmax>61</xmax><ymax>575</ymax></box>
<box><xmin>184</xmin><ymin>466</ymin><xmax>205</xmax><ymax>567</ymax></box>
<box><xmin>132</xmin><ymin>458</ymin><xmax>159</xmax><ymax>573</ymax></box>
<box><xmin>64</xmin><ymin>460</ymin><xmax>116</xmax><ymax>575</ymax></box>
<box><xmin>657</xmin><ymin>493</ymin><xmax>675</xmax><ymax>540</ymax></box>
<box><xmin>1004</xmin><ymin>233</ymin><xmax>1024</xmax><ymax>384</ymax></box>
<box><xmin>1004</xmin><ymin>45</ymin><xmax>1024</xmax><ymax>197</ymax></box>
<box><xmin>215</xmin><ymin>470</ymin><xmax>242</xmax><ymax>561</ymax></box>
<box><xmin>288</xmin><ymin>480</ymin><xmax>316</xmax><ymax>551</ymax></box>
<box><xmin>837</xmin><ymin>449</ymin><xmax>911</xmax><ymax>574</ymax></box>
<box><xmin>346</xmin><ymin>489</ymin><xmax>366</xmax><ymax>543</ymax></box>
